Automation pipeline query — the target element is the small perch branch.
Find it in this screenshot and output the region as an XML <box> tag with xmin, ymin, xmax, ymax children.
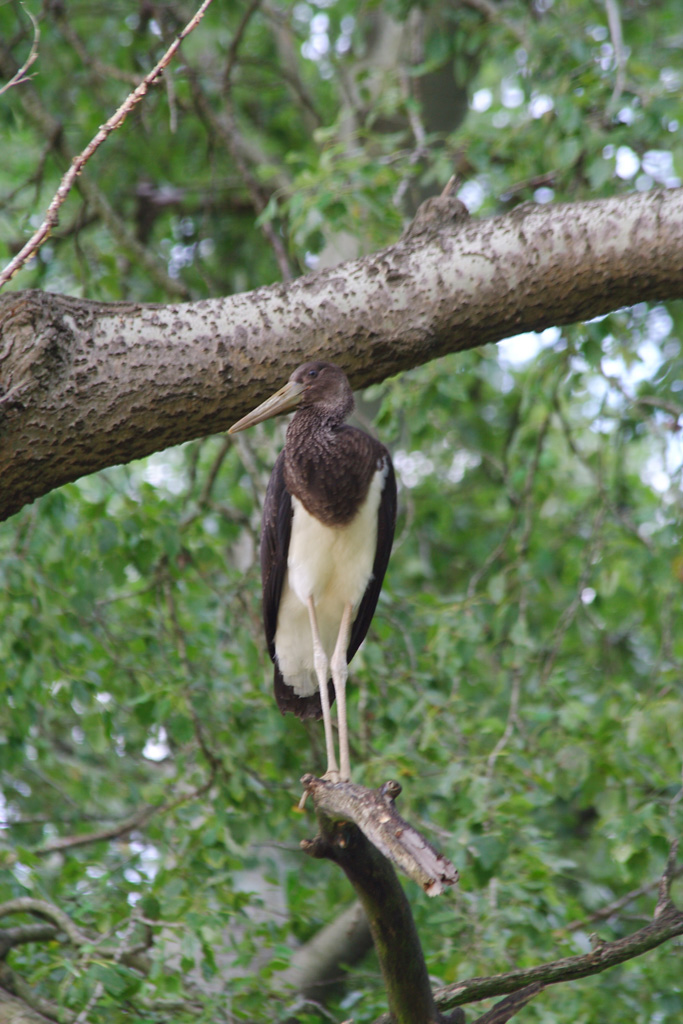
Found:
<box><xmin>300</xmin><ymin>775</ymin><xmax>458</xmax><ymax>896</ymax></box>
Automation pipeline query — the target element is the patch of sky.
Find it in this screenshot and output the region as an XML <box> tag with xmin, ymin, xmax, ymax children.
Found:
<box><xmin>615</xmin><ymin>146</ymin><xmax>639</xmax><ymax>179</ymax></box>
<box><xmin>448</xmin><ymin>450</ymin><xmax>481</xmax><ymax>483</ymax></box>
<box><xmin>458</xmin><ymin>179</ymin><xmax>486</xmax><ymax>213</ymax></box>
<box><xmin>660</xmin><ymin>68</ymin><xmax>682</xmax><ymax>93</ymax></box>
<box><xmin>143</xmin><ymin>725</ymin><xmax>170</xmax><ymax>762</ymax></box>
<box><xmin>616</xmin><ymin>106</ymin><xmax>636</xmax><ymax>126</ymax></box>
<box><xmin>529</xmin><ymin>94</ymin><xmax>553</xmax><ymax>119</ymax></box>
<box><xmin>394</xmin><ymin>449</ymin><xmax>434</xmax><ymax>489</ymax></box>
<box><xmin>641</xmin><ymin>150</ymin><xmax>680</xmax><ymax>187</ymax></box>
<box><xmin>587</xmin><ymin>25</ymin><xmax>608</xmax><ymax>42</ymax></box>
<box><xmin>534</xmin><ymin>187</ymin><xmax>555</xmax><ymax>204</ymax></box>
<box><xmin>497</xmin><ymin>326</ymin><xmax>561</xmax><ymax>366</ymax></box>
<box><xmin>501</xmin><ymin>79</ymin><xmax>524</xmax><ymax>109</ymax></box>
<box><xmin>142</xmin><ymin>450</ymin><xmax>187</xmax><ymax>495</ymax></box>
<box><xmin>130</xmin><ymin>841</ymin><xmax>161</xmax><ymax>880</ymax></box>
<box><xmin>471</xmin><ymin>88</ymin><xmax>492</xmax><ymax>113</ymax></box>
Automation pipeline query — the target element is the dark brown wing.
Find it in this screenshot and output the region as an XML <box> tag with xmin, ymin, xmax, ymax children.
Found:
<box><xmin>260</xmin><ymin>452</ymin><xmax>332</xmax><ymax>720</ymax></box>
<box><xmin>260</xmin><ymin>451</ymin><xmax>290</xmax><ymax>661</ymax></box>
<box><xmin>347</xmin><ymin>448</ymin><xmax>396</xmax><ymax>662</ymax></box>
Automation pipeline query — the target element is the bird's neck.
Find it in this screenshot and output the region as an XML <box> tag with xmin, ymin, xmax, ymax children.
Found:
<box><xmin>284</xmin><ymin>410</ymin><xmax>376</xmax><ymax>527</ymax></box>
<box><xmin>287</xmin><ymin>407</ymin><xmax>343</xmax><ymax>450</ymax></box>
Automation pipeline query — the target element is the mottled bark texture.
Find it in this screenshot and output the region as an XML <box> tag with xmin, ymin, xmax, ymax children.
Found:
<box><xmin>2</xmin><ymin>187</ymin><xmax>683</xmax><ymax>521</ymax></box>
<box><xmin>301</xmin><ymin>776</ymin><xmax>458</xmax><ymax>895</ymax></box>
<box><xmin>0</xmin><ymin>987</ymin><xmax>55</xmax><ymax>1024</ymax></box>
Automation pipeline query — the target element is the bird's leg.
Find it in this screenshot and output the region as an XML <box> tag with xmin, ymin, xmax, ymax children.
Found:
<box><xmin>330</xmin><ymin>602</ymin><xmax>354</xmax><ymax>782</ymax></box>
<box><xmin>305</xmin><ymin>596</ymin><xmax>339</xmax><ymax>780</ymax></box>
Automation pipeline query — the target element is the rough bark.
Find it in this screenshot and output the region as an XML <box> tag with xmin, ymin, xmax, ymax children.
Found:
<box><xmin>1</xmin><ymin>187</ymin><xmax>682</xmax><ymax>522</ymax></box>
<box><xmin>303</xmin><ymin>819</ymin><xmax>446</xmax><ymax>1024</ymax></box>
<box><xmin>0</xmin><ymin>988</ymin><xmax>56</xmax><ymax>1024</ymax></box>
<box><xmin>301</xmin><ymin>776</ymin><xmax>458</xmax><ymax>896</ymax></box>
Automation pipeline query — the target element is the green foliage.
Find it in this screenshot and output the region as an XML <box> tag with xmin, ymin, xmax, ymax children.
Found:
<box><xmin>1</xmin><ymin>0</ymin><xmax>683</xmax><ymax>1021</ymax></box>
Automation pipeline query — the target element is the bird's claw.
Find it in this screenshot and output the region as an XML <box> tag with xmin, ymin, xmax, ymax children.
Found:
<box><xmin>321</xmin><ymin>769</ymin><xmax>350</xmax><ymax>785</ymax></box>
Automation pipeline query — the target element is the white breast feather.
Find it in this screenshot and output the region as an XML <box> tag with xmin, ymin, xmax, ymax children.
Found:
<box><xmin>274</xmin><ymin>462</ymin><xmax>387</xmax><ymax>696</ymax></box>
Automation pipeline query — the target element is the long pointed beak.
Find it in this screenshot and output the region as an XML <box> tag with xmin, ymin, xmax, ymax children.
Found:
<box><xmin>228</xmin><ymin>379</ymin><xmax>306</xmax><ymax>434</ymax></box>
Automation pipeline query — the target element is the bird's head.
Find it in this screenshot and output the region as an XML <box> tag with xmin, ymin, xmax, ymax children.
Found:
<box><xmin>228</xmin><ymin>361</ymin><xmax>354</xmax><ymax>433</ymax></box>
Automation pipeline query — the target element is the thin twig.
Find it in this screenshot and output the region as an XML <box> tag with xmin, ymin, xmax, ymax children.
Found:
<box><xmin>223</xmin><ymin>0</ymin><xmax>263</xmax><ymax>89</ymax></box>
<box><xmin>605</xmin><ymin>0</ymin><xmax>626</xmax><ymax>113</ymax></box>
<box><xmin>53</xmin><ymin>11</ymin><xmax>140</xmax><ymax>86</ymax></box>
<box><xmin>0</xmin><ymin>5</ymin><xmax>39</xmax><ymax>96</ymax></box>
<box><xmin>567</xmin><ymin>858</ymin><xmax>683</xmax><ymax>932</ymax></box>
<box><xmin>472</xmin><ymin>982</ymin><xmax>545</xmax><ymax>1024</ymax></box>
<box><xmin>0</xmin><ymin>0</ymin><xmax>215</xmax><ymax>290</ymax></box>
<box><xmin>27</xmin><ymin>773</ymin><xmax>215</xmax><ymax>857</ymax></box>
<box><xmin>485</xmin><ymin>665</ymin><xmax>522</xmax><ymax>781</ymax></box>
<box><xmin>393</xmin><ymin>69</ymin><xmax>428</xmax><ymax>209</ymax></box>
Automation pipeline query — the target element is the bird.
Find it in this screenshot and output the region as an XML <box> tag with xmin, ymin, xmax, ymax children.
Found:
<box><xmin>229</xmin><ymin>361</ymin><xmax>396</xmax><ymax>782</ymax></box>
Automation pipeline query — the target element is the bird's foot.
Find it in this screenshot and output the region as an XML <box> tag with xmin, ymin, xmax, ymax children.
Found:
<box><xmin>298</xmin><ymin>771</ymin><xmax>348</xmax><ymax>810</ymax></box>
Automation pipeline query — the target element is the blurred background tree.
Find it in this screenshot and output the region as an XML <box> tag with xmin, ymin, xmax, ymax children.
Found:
<box><xmin>1</xmin><ymin>0</ymin><xmax>682</xmax><ymax>1021</ymax></box>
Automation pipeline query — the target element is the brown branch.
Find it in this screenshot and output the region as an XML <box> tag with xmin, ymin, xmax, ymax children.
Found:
<box><xmin>0</xmin><ymin>924</ymin><xmax>58</xmax><ymax>957</ymax></box>
<box><xmin>0</xmin><ymin>902</ymin><xmax>149</xmax><ymax>1024</ymax></box>
<box><xmin>0</xmin><ymin>0</ymin><xmax>215</xmax><ymax>290</ymax></box>
<box><xmin>656</xmin><ymin>838</ymin><xmax>679</xmax><ymax>913</ymax></box>
<box><xmin>0</xmin><ymin>898</ymin><xmax>151</xmax><ymax>970</ymax></box>
<box><xmin>0</xmin><ymin>984</ymin><xmax>61</xmax><ymax>1024</ymax></box>
<box><xmin>278</xmin><ymin>901</ymin><xmax>373</xmax><ymax>999</ymax></box>
<box><xmin>18</xmin><ymin>772</ymin><xmax>216</xmax><ymax>858</ymax></box>
<box><xmin>568</xmin><ymin>865</ymin><xmax>683</xmax><ymax>932</ymax></box>
<box><xmin>471</xmin><ymin>982</ymin><xmax>545</xmax><ymax>1024</ymax></box>
<box><xmin>0</xmin><ymin>42</ymin><xmax>191</xmax><ymax>298</ymax></box>
<box><xmin>261</xmin><ymin>2</ymin><xmax>321</xmax><ymax>133</ymax></box>
<box><xmin>302</xmin><ymin>816</ymin><xmax>444</xmax><ymax>1024</ymax></box>
<box><xmin>435</xmin><ymin>896</ymin><xmax>683</xmax><ymax>1011</ymax></box>
<box><xmin>605</xmin><ymin>0</ymin><xmax>627</xmax><ymax>114</ymax></box>
<box><xmin>0</xmin><ymin>899</ymin><xmax>94</xmax><ymax>947</ymax></box>
<box><xmin>301</xmin><ymin>776</ymin><xmax>458</xmax><ymax>896</ymax></box>
<box><xmin>223</xmin><ymin>0</ymin><xmax>263</xmax><ymax>88</ymax></box>
<box><xmin>2</xmin><ymin>187</ymin><xmax>682</xmax><ymax>523</ymax></box>
<box><xmin>182</xmin><ymin>60</ymin><xmax>295</xmax><ymax>281</ymax></box>
<box><xmin>52</xmin><ymin>12</ymin><xmax>140</xmax><ymax>86</ymax></box>
<box><xmin>0</xmin><ymin>7</ymin><xmax>39</xmax><ymax>97</ymax></box>
<box><xmin>0</xmin><ymin>970</ymin><xmax>67</xmax><ymax>1024</ymax></box>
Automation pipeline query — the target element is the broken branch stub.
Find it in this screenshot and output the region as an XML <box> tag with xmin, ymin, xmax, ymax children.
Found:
<box><xmin>300</xmin><ymin>775</ymin><xmax>458</xmax><ymax>896</ymax></box>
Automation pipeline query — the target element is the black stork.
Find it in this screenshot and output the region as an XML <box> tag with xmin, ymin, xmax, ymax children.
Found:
<box><xmin>229</xmin><ymin>362</ymin><xmax>396</xmax><ymax>781</ymax></box>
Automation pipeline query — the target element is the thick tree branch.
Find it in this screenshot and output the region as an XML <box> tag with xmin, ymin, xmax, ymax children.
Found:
<box><xmin>1</xmin><ymin>187</ymin><xmax>682</xmax><ymax>521</ymax></box>
<box><xmin>279</xmin><ymin>901</ymin><xmax>372</xmax><ymax>1000</ymax></box>
<box><xmin>302</xmin><ymin>816</ymin><xmax>445</xmax><ymax>1024</ymax></box>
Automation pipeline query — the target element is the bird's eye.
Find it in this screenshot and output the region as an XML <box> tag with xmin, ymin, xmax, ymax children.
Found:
<box><xmin>308</xmin><ymin>369</ymin><xmax>318</xmax><ymax>378</ymax></box>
